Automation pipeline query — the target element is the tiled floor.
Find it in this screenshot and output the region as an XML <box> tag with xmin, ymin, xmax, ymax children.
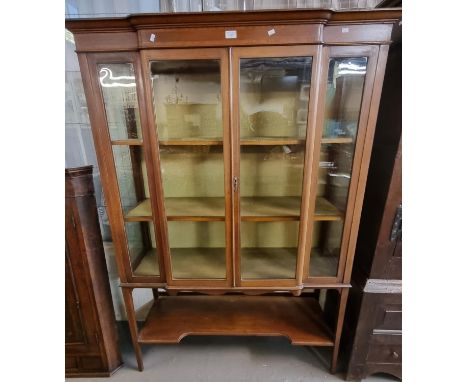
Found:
<box><xmin>67</xmin><ymin>323</ymin><xmax>400</xmax><ymax>382</ymax></box>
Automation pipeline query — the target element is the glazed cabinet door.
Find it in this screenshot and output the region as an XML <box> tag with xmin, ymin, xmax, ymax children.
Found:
<box><xmin>141</xmin><ymin>49</ymin><xmax>232</xmax><ymax>287</ymax></box>
<box><xmin>303</xmin><ymin>46</ymin><xmax>380</xmax><ymax>284</ymax></box>
<box><xmin>231</xmin><ymin>46</ymin><xmax>320</xmax><ymax>287</ymax></box>
<box><xmin>81</xmin><ymin>52</ymin><xmax>165</xmax><ymax>283</ymax></box>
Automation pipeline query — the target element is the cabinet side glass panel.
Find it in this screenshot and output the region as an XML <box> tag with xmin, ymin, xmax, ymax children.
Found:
<box><xmin>238</xmin><ymin>57</ymin><xmax>312</xmax><ymax>280</ymax></box>
<box><xmin>97</xmin><ymin>63</ymin><xmax>159</xmax><ymax>277</ymax></box>
<box><xmin>309</xmin><ymin>57</ymin><xmax>368</xmax><ymax>277</ymax></box>
<box><xmin>150</xmin><ymin>59</ymin><xmax>226</xmax><ymax>280</ymax></box>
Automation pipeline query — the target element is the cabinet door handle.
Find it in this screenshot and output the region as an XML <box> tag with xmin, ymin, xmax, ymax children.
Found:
<box><xmin>233</xmin><ymin>176</ymin><xmax>239</xmax><ymax>193</ymax></box>
<box><xmin>392</xmin><ymin>351</ymin><xmax>399</xmax><ymax>359</ymax></box>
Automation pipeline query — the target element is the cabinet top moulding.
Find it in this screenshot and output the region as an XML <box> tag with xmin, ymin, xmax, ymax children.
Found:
<box><xmin>66</xmin><ymin>9</ymin><xmax>401</xmax><ymax>52</ymax></box>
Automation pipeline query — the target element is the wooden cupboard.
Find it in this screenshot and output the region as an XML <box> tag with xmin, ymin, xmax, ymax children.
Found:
<box><xmin>66</xmin><ymin>8</ymin><xmax>401</xmax><ymax>374</ymax></box>
<box><xmin>65</xmin><ymin>166</ymin><xmax>122</xmax><ymax>377</ymax></box>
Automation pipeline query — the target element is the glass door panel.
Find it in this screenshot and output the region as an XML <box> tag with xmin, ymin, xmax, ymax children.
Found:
<box><xmin>237</xmin><ymin>53</ymin><xmax>314</xmax><ymax>283</ymax></box>
<box><xmin>150</xmin><ymin>57</ymin><xmax>227</xmax><ymax>281</ymax></box>
<box><xmin>97</xmin><ymin>62</ymin><xmax>159</xmax><ymax>278</ymax></box>
<box><xmin>308</xmin><ymin>56</ymin><xmax>368</xmax><ymax>278</ymax></box>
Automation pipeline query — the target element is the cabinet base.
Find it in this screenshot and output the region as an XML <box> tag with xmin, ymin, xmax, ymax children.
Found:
<box><xmin>138</xmin><ymin>295</ymin><xmax>334</xmax><ymax>346</ymax></box>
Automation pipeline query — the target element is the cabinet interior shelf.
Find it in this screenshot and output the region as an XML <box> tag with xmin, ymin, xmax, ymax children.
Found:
<box><xmin>110</xmin><ymin>137</ymin><xmax>352</xmax><ymax>148</ymax></box>
<box><xmin>138</xmin><ymin>295</ymin><xmax>334</xmax><ymax>346</ymax></box>
<box><xmin>111</xmin><ymin>139</ymin><xmax>143</xmax><ymax>146</ymax></box>
<box><xmin>321</xmin><ymin>137</ymin><xmax>353</xmax><ymax>144</ymax></box>
<box><xmin>124</xmin><ymin>196</ymin><xmax>342</xmax><ymax>222</ymax></box>
<box><xmin>133</xmin><ymin>247</ymin><xmax>339</xmax><ymax>280</ymax></box>
<box><xmin>133</xmin><ymin>247</ymin><xmax>298</xmax><ymax>280</ymax></box>
<box><xmin>158</xmin><ymin>137</ymin><xmax>306</xmax><ymax>146</ymax></box>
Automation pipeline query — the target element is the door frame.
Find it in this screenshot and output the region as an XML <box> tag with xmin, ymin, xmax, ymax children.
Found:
<box><xmin>230</xmin><ymin>45</ymin><xmax>321</xmax><ymax>288</ymax></box>
<box><xmin>139</xmin><ymin>48</ymin><xmax>233</xmax><ymax>287</ymax></box>
<box><xmin>302</xmin><ymin>45</ymin><xmax>382</xmax><ymax>285</ymax></box>
<box><xmin>80</xmin><ymin>51</ymin><xmax>166</xmax><ymax>284</ymax></box>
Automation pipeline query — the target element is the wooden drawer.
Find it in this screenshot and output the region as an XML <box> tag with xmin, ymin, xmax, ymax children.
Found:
<box><xmin>373</xmin><ymin>302</ymin><xmax>402</xmax><ymax>333</ymax></box>
<box><xmin>366</xmin><ymin>334</ymin><xmax>401</xmax><ymax>364</ymax></box>
<box><xmin>323</xmin><ymin>24</ymin><xmax>393</xmax><ymax>44</ymax></box>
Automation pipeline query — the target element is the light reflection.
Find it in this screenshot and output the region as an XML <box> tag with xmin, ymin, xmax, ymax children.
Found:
<box><xmin>99</xmin><ymin>67</ymin><xmax>136</xmax><ymax>88</ymax></box>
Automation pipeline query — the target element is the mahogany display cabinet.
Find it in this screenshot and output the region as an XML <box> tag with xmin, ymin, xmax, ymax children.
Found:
<box><xmin>66</xmin><ymin>8</ymin><xmax>401</xmax><ymax>374</ymax></box>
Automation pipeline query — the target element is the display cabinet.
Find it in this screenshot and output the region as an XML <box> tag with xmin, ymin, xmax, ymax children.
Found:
<box><xmin>66</xmin><ymin>8</ymin><xmax>401</xmax><ymax>374</ymax></box>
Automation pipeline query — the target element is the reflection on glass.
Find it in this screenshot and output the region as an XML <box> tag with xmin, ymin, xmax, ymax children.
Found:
<box><xmin>150</xmin><ymin>60</ymin><xmax>226</xmax><ymax>279</ymax></box>
<box><xmin>126</xmin><ymin>221</ymin><xmax>159</xmax><ymax>276</ymax></box>
<box><xmin>240</xmin><ymin>57</ymin><xmax>312</xmax><ymax>139</ymax></box>
<box><xmin>239</xmin><ymin>56</ymin><xmax>312</xmax><ymax>280</ymax></box>
<box><xmin>98</xmin><ymin>63</ymin><xmax>142</xmax><ymax>140</ymax></box>
<box><xmin>151</xmin><ymin>60</ymin><xmax>222</xmax><ymax>141</ymax></box>
<box><xmin>309</xmin><ymin>57</ymin><xmax>367</xmax><ymax>278</ymax></box>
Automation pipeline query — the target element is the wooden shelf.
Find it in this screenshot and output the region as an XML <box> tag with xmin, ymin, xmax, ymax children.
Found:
<box><xmin>138</xmin><ymin>295</ymin><xmax>334</xmax><ymax>346</ymax></box>
<box><xmin>309</xmin><ymin>249</ymin><xmax>339</xmax><ymax>278</ymax></box>
<box><xmin>157</xmin><ymin>137</ymin><xmax>306</xmax><ymax>146</ymax></box>
<box><xmin>159</xmin><ymin>138</ymin><xmax>223</xmax><ymax>146</ymax></box>
<box><xmin>133</xmin><ymin>248</ymin><xmax>159</xmax><ymax>277</ymax></box>
<box><xmin>111</xmin><ymin>139</ymin><xmax>143</xmax><ymax>146</ymax></box>
<box><xmin>124</xmin><ymin>200</ymin><xmax>152</xmax><ymax>222</ymax></box>
<box><xmin>241</xmin><ymin>247</ymin><xmax>297</xmax><ymax>279</ymax></box>
<box><xmin>240</xmin><ymin>137</ymin><xmax>305</xmax><ymax>146</ymax></box>
<box><xmin>171</xmin><ymin>248</ymin><xmax>226</xmax><ymax>279</ymax></box>
<box><xmin>314</xmin><ymin>198</ymin><xmax>343</xmax><ymax>221</ymax></box>
<box><xmin>166</xmin><ymin>197</ymin><xmax>225</xmax><ymax>221</ymax></box>
<box><xmin>321</xmin><ymin>137</ymin><xmax>353</xmax><ymax>144</ymax></box>
<box><xmin>124</xmin><ymin>196</ymin><xmax>342</xmax><ymax>222</ymax></box>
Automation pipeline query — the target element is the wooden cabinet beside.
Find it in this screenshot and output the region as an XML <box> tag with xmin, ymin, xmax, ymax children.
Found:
<box><xmin>343</xmin><ymin>21</ymin><xmax>402</xmax><ymax>381</ymax></box>
<box><xmin>65</xmin><ymin>166</ymin><xmax>122</xmax><ymax>377</ymax></box>
<box><xmin>66</xmin><ymin>9</ymin><xmax>401</xmax><ymax>374</ymax></box>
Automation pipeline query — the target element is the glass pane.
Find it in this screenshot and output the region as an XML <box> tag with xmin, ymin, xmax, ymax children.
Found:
<box><xmin>151</xmin><ymin>60</ymin><xmax>222</xmax><ymax>141</ymax></box>
<box><xmin>98</xmin><ymin>63</ymin><xmax>142</xmax><ymax>140</ymax></box>
<box><xmin>309</xmin><ymin>57</ymin><xmax>368</xmax><ymax>278</ymax></box>
<box><xmin>150</xmin><ymin>59</ymin><xmax>226</xmax><ymax>280</ymax></box>
<box><xmin>240</xmin><ymin>57</ymin><xmax>312</xmax><ymax>140</ymax></box>
<box><xmin>239</xmin><ymin>56</ymin><xmax>312</xmax><ymax>280</ymax></box>
<box><xmin>112</xmin><ymin>145</ymin><xmax>151</xmax><ymax>218</ymax></box>
<box><xmin>97</xmin><ymin>62</ymin><xmax>159</xmax><ymax>278</ymax></box>
<box><xmin>126</xmin><ymin>221</ymin><xmax>159</xmax><ymax>276</ymax></box>
<box><xmin>241</xmin><ymin>221</ymin><xmax>299</xmax><ymax>279</ymax></box>
<box><xmin>167</xmin><ymin>221</ymin><xmax>226</xmax><ymax>279</ymax></box>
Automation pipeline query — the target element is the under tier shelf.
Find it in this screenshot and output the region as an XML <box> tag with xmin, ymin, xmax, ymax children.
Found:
<box><xmin>124</xmin><ymin>196</ymin><xmax>342</xmax><ymax>222</ymax></box>
<box><xmin>138</xmin><ymin>295</ymin><xmax>334</xmax><ymax>346</ymax></box>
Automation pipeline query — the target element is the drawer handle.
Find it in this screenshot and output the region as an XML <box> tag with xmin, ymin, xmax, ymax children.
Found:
<box><xmin>392</xmin><ymin>351</ymin><xmax>399</xmax><ymax>359</ymax></box>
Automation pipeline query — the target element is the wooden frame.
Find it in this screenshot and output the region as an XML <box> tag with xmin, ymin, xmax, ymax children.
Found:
<box><xmin>81</xmin><ymin>52</ymin><xmax>167</xmax><ymax>285</ymax></box>
<box><xmin>231</xmin><ymin>45</ymin><xmax>320</xmax><ymax>288</ymax></box>
<box><xmin>67</xmin><ymin>8</ymin><xmax>400</xmax><ymax>374</ymax></box>
<box><xmin>140</xmin><ymin>48</ymin><xmax>233</xmax><ymax>288</ymax></box>
<box><xmin>302</xmin><ymin>45</ymin><xmax>380</xmax><ymax>286</ymax></box>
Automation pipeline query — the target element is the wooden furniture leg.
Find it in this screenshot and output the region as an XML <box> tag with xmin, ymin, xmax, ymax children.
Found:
<box><xmin>331</xmin><ymin>288</ymin><xmax>350</xmax><ymax>374</ymax></box>
<box><xmin>122</xmin><ymin>287</ymin><xmax>144</xmax><ymax>371</ymax></box>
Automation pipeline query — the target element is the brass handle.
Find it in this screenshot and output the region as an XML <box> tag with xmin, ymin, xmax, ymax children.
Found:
<box><xmin>233</xmin><ymin>176</ymin><xmax>239</xmax><ymax>193</ymax></box>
